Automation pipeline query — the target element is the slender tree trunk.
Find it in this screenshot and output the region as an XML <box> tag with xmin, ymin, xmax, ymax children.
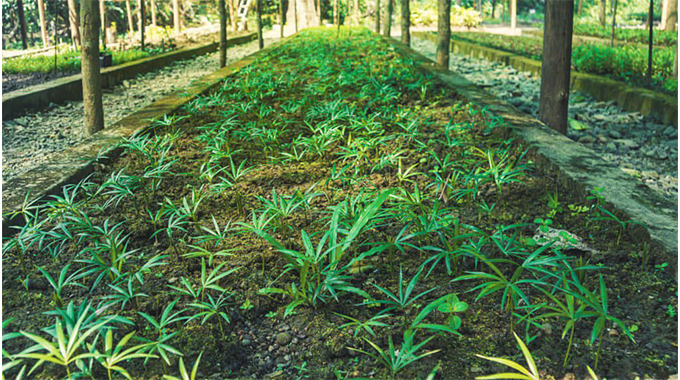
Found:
<box><xmin>436</xmin><ymin>0</ymin><xmax>451</xmax><ymax>68</ymax></box>
<box><xmin>648</xmin><ymin>0</ymin><xmax>654</xmax><ymax>82</ymax></box>
<box><xmin>539</xmin><ymin>0</ymin><xmax>574</xmax><ymax>135</ymax></box>
<box><xmin>126</xmin><ymin>0</ymin><xmax>135</xmax><ymax>33</ymax></box>
<box><xmin>316</xmin><ymin>0</ymin><xmax>321</xmax><ymax>25</ymax></box>
<box><xmin>334</xmin><ymin>0</ymin><xmax>339</xmax><ymax>24</ymax></box>
<box><xmin>173</xmin><ymin>0</ymin><xmax>181</xmax><ymax>35</ymax></box>
<box><xmin>228</xmin><ymin>0</ymin><xmax>238</xmax><ymax>30</ymax></box>
<box><xmin>138</xmin><ymin>0</ymin><xmax>145</xmax><ymax>49</ymax></box>
<box><xmin>150</xmin><ymin>0</ymin><xmax>157</xmax><ymax>26</ymax></box>
<box><xmin>510</xmin><ymin>0</ymin><xmax>517</xmax><ymax>32</ymax></box>
<box><xmin>219</xmin><ymin>0</ymin><xmax>227</xmax><ymax>66</ymax></box>
<box><xmin>375</xmin><ymin>0</ymin><xmax>381</xmax><ymax>32</ymax></box>
<box><xmin>667</xmin><ymin>0</ymin><xmax>678</xmax><ymax>30</ymax></box>
<box><xmin>401</xmin><ymin>0</ymin><xmax>410</xmax><ymax>45</ymax></box>
<box><xmin>491</xmin><ymin>0</ymin><xmax>497</xmax><ymax>18</ymax></box>
<box><xmin>17</xmin><ymin>0</ymin><xmax>28</xmax><ymax>49</ymax></box>
<box><xmin>68</xmin><ymin>0</ymin><xmax>82</xmax><ymax>47</ymax></box>
<box><xmin>37</xmin><ymin>0</ymin><xmax>48</xmax><ymax>47</ymax></box>
<box><xmin>578</xmin><ymin>0</ymin><xmax>584</xmax><ymax>16</ymax></box>
<box><xmin>81</xmin><ymin>0</ymin><xmax>104</xmax><ymax>136</ymax></box>
<box><xmin>384</xmin><ymin>0</ymin><xmax>393</xmax><ymax>36</ymax></box>
<box><xmin>294</xmin><ymin>0</ymin><xmax>298</xmax><ymax>31</ymax></box>
<box><xmin>599</xmin><ymin>0</ymin><xmax>606</xmax><ymax>26</ymax></box>
<box><xmin>610</xmin><ymin>0</ymin><xmax>617</xmax><ymax>46</ymax></box>
<box><xmin>256</xmin><ymin>0</ymin><xmax>264</xmax><ymax>48</ymax></box>
<box><xmin>280</xmin><ymin>0</ymin><xmax>285</xmax><ymax>38</ymax></box>
<box><xmin>661</xmin><ymin>0</ymin><xmax>669</xmax><ymax>29</ymax></box>
<box><xmin>674</xmin><ymin>44</ymin><xmax>678</xmax><ymax>76</ymax></box>
<box><xmin>100</xmin><ymin>0</ymin><xmax>107</xmax><ymax>49</ymax></box>
<box><xmin>354</xmin><ymin>0</ymin><xmax>360</xmax><ymax>24</ymax></box>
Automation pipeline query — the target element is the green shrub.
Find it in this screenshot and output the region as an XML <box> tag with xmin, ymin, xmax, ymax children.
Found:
<box><xmin>2</xmin><ymin>48</ymin><xmax>151</xmax><ymax>75</ymax></box>
<box><xmin>574</xmin><ymin>22</ymin><xmax>677</xmax><ymax>46</ymax></box>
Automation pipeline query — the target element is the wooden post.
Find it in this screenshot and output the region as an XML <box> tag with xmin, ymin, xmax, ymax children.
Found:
<box><xmin>150</xmin><ymin>0</ymin><xmax>157</xmax><ymax>26</ymax></box>
<box><xmin>375</xmin><ymin>0</ymin><xmax>381</xmax><ymax>32</ymax></box>
<box><xmin>17</xmin><ymin>0</ymin><xmax>28</xmax><ymax>49</ymax></box>
<box><xmin>401</xmin><ymin>0</ymin><xmax>410</xmax><ymax>46</ymax></box>
<box><xmin>256</xmin><ymin>0</ymin><xmax>264</xmax><ymax>48</ymax></box>
<box><xmin>436</xmin><ymin>0</ymin><xmax>451</xmax><ymax>68</ymax></box>
<box><xmin>173</xmin><ymin>0</ymin><xmax>181</xmax><ymax>35</ymax></box>
<box><xmin>81</xmin><ymin>0</ymin><xmax>104</xmax><ymax>136</ymax></box>
<box><xmin>100</xmin><ymin>0</ymin><xmax>107</xmax><ymax>49</ymax></box>
<box><xmin>219</xmin><ymin>0</ymin><xmax>227</xmax><ymax>66</ymax></box>
<box><xmin>138</xmin><ymin>0</ymin><xmax>145</xmax><ymax>50</ymax></box>
<box><xmin>384</xmin><ymin>0</ymin><xmax>393</xmax><ymax>36</ymax></box>
<box><xmin>510</xmin><ymin>0</ymin><xmax>516</xmax><ymax>32</ymax></box>
<box><xmin>539</xmin><ymin>0</ymin><xmax>574</xmax><ymax>135</ymax></box>
<box><xmin>647</xmin><ymin>0</ymin><xmax>654</xmax><ymax>82</ymax></box>
<box><xmin>126</xmin><ymin>0</ymin><xmax>135</xmax><ymax>33</ymax></box>
<box><xmin>68</xmin><ymin>0</ymin><xmax>82</xmax><ymax>47</ymax></box>
<box><xmin>599</xmin><ymin>0</ymin><xmax>606</xmax><ymax>25</ymax></box>
<box><xmin>610</xmin><ymin>0</ymin><xmax>617</xmax><ymax>46</ymax></box>
<box><xmin>37</xmin><ymin>0</ymin><xmax>48</xmax><ymax>47</ymax></box>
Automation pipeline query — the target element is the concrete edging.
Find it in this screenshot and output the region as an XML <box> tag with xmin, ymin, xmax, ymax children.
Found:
<box><xmin>412</xmin><ymin>31</ymin><xmax>678</xmax><ymax>127</ymax></box>
<box><xmin>2</xmin><ymin>32</ymin><xmax>257</xmax><ymax>120</ymax></box>
<box><xmin>2</xmin><ymin>38</ymin><xmax>283</xmax><ymax>235</ymax></box>
<box><xmin>387</xmin><ymin>35</ymin><xmax>678</xmax><ymax>260</ymax></box>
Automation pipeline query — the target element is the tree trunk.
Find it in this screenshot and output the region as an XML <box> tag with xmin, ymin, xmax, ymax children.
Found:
<box><xmin>539</xmin><ymin>0</ymin><xmax>574</xmax><ymax>135</ymax></box>
<box><xmin>173</xmin><ymin>0</ymin><xmax>181</xmax><ymax>35</ymax></box>
<box><xmin>401</xmin><ymin>0</ymin><xmax>410</xmax><ymax>45</ymax></box>
<box><xmin>138</xmin><ymin>0</ymin><xmax>145</xmax><ymax>50</ymax></box>
<box><xmin>37</xmin><ymin>0</ymin><xmax>48</xmax><ymax>47</ymax></box>
<box><xmin>610</xmin><ymin>0</ymin><xmax>617</xmax><ymax>46</ymax></box>
<box><xmin>316</xmin><ymin>0</ymin><xmax>321</xmax><ymax>25</ymax></box>
<box><xmin>280</xmin><ymin>0</ymin><xmax>285</xmax><ymax>38</ymax></box>
<box><xmin>599</xmin><ymin>0</ymin><xmax>606</xmax><ymax>26</ymax></box>
<box><xmin>334</xmin><ymin>0</ymin><xmax>339</xmax><ymax>24</ymax></box>
<box><xmin>68</xmin><ymin>0</ymin><xmax>82</xmax><ymax>47</ymax></box>
<box><xmin>126</xmin><ymin>0</ymin><xmax>135</xmax><ymax>33</ymax></box>
<box><xmin>578</xmin><ymin>0</ymin><xmax>584</xmax><ymax>16</ymax></box>
<box><xmin>436</xmin><ymin>0</ymin><xmax>451</xmax><ymax>68</ymax></box>
<box><xmin>674</xmin><ymin>43</ymin><xmax>678</xmax><ymax>76</ymax></box>
<box><xmin>491</xmin><ymin>0</ymin><xmax>497</xmax><ymax>18</ymax></box>
<box><xmin>354</xmin><ymin>0</ymin><xmax>360</xmax><ymax>25</ymax></box>
<box><xmin>17</xmin><ymin>0</ymin><xmax>28</xmax><ymax>49</ymax></box>
<box><xmin>661</xmin><ymin>0</ymin><xmax>669</xmax><ymax>29</ymax></box>
<box><xmin>375</xmin><ymin>0</ymin><xmax>381</xmax><ymax>32</ymax></box>
<box><xmin>295</xmin><ymin>0</ymin><xmax>299</xmax><ymax>31</ymax></box>
<box><xmin>667</xmin><ymin>0</ymin><xmax>678</xmax><ymax>31</ymax></box>
<box><xmin>228</xmin><ymin>0</ymin><xmax>238</xmax><ymax>30</ymax></box>
<box><xmin>81</xmin><ymin>0</ymin><xmax>104</xmax><ymax>136</ymax></box>
<box><xmin>648</xmin><ymin>0</ymin><xmax>654</xmax><ymax>82</ymax></box>
<box><xmin>150</xmin><ymin>0</ymin><xmax>157</xmax><ymax>26</ymax></box>
<box><xmin>219</xmin><ymin>0</ymin><xmax>227</xmax><ymax>66</ymax></box>
<box><xmin>100</xmin><ymin>0</ymin><xmax>107</xmax><ymax>49</ymax></box>
<box><xmin>256</xmin><ymin>0</ymin><xmax>264</xmax><ymax>48</ymax></box>
<box><xmin>510</xmin><ymin>0</ymin><xmax>517</xmax><ymax>32</ymax></box>
<box><xmin>384</xmin><ymin>0</ymin><xmax>393</xmax><ymax>36</ymax></box>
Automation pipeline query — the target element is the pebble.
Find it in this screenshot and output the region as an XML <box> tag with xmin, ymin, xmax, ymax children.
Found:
<box><xmin>275</xmin><ymin>332</ymin><xmax>292</xmax><ymax>346</ymax></box>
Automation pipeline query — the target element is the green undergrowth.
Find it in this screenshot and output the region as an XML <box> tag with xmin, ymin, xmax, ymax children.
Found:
<box><xmin>2</xmin><ymin>27</ymin><xmax>677</xmax><ymax>380</ymax></box>
<box><xmin>2</xmin><ymin>48</ymin><xmax>160</xmax><ymax>75</ymax></box>
<box><xmin>450</xmin><ymin>31</ymin><xmax>677</xmax><ymax>95</ymax></box>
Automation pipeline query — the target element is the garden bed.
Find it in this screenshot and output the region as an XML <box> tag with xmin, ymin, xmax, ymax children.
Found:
<box><xmin>2</xmin><ymin>27</ymin><xmax>677</xmax><ymax>380</ymax></box>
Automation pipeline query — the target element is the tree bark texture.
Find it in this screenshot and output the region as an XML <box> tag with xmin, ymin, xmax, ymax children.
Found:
<box><xmin>578</xmin><ymin>0</ymin><xmax>584</xmax><ymax>16</ymax></box>
<box><xmin>37</xmin><ymin>0</ymin><xmax>48</xmax><ymax>47</ymax></box>
<box><xmin>256</xmin><ymin>0</ymin><xmax>264</xmax><ymax>48</ymax></box>
<box><xmin>81</xmin><ymin>0</ymin><xmax>104</xmax><ymax>136</ymax></box>
<box><xmin>401</xmin><ymin>0</ymin><xmax>410</xmax><ymax>45</ymax></box>
<box><xmin>280</xmin><ymin>0</ymin><xmax>285</xmax><ymax>38</ymax></box>
<box><xmin>510</xmin><ymin>0</ymin><xmax>517</xmax><ymax>31</ymax></box>
<box><xmin>610</xmin><ymin>0</ymin><xmax>617</xmax><ymax>46</ymax></box>
<box><xmin>539</xmin><ymin>0</ymin><xmax>574</xmax><ymax>135</ymax></box>
<box><xmin>68</xmin><ymin>0</ymin><xmax>82</xmax><ymax>47</ymax></box>
<box><xmin>667</xmin><ymin>0</ymin><xmax>678</xmax><ymax>31</ymax></box>
<box><xmin>138</xmin><ymin>0</ymin><xmax>145</xmax><ymax>50</ymax></box>
<box><xmin>150</xmin><ymin>0</ymin><xmax>157</xmax><ymax>25</ymax></box>
<box><xmin>648</xmin><ymin>0</ymin><xmax>654</xmax><ymax>81</ymax></box>
<box><xmin>100</xmin><ymin>0</ymin><xmax>107</xmax><ymax>48</ymax></box>
<box><xmin>354</xmin><ymin>0</ymin><xmax>360</xmax><ymax>25</ymax></box>
<box><xmin>384</xmin><ymin>0</ymin><xmax>393</xmax><ymax>36</ymax></box>
<box><xmin>174</xmin><ymin>0</ymin><xmax>181</xmax><ymax>35</ymax></box>
<box><xmin>599</xmin><ymin>0</ymin><xmax>606</xmax><ymax>25</ymax></box>
<box><xmin>375</xmin><ymin>0</ymin><xmax>381</xmax><ymax>32</ymax></box>
<box><xmin>126</xmin><ymin>0</ymin><xmax>135</xmax><ymax>33</ymax></box>
<box><xmin>219</xmin><ymin>0</ymin><xmax>227</xmax><ymax>66</ymax></box>
<box><xmin>17</xmin><ymin>0</ymin><xmax>28</xmax><ymax>49</ymax></box>
<box><xmin>436</xmin><ymin>0</ymin><xmax>451</xmax><ymax>68</ymax></box>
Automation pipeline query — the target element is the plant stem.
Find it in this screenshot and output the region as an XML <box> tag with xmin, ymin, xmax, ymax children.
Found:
<box><xmin>564</xmin><ymin>323</ymin><xmax>575</xmax><ymax>367</ymax></box>
<box><xmin>594</xmin><ymin>329</ymin><xmax>604</xmax><ymax>370</ymax></box>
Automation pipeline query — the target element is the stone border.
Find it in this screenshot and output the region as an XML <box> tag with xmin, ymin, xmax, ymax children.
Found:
<box><xmin>2</xmin><ymin>37</ymin><xmax>284</xmax><ymax>236</ymax></box>
<box><xmin>412</xmin><ymin>31</ymin><xmax>678</xmax><ymax>127</ymax></box>
<box><xmin>2</xmin><ymin>33</ymin><xmax>257</xmax><ymax>120</ymax></box>
<box><xmin>385</xmin><ymin>35</ymin><xmax>678</xmax><ymax>260</ymax></box>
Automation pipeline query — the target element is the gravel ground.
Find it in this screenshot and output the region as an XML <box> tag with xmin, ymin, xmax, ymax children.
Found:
<box><xmin>411</xmin><ymin>37</ymin><xmax>678</xmax><ymax>203</ymax></box>
<box><xmin>2</xmin><ymin>38</ymin><xmax>276</xmax><ymax>183</ymax></box>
